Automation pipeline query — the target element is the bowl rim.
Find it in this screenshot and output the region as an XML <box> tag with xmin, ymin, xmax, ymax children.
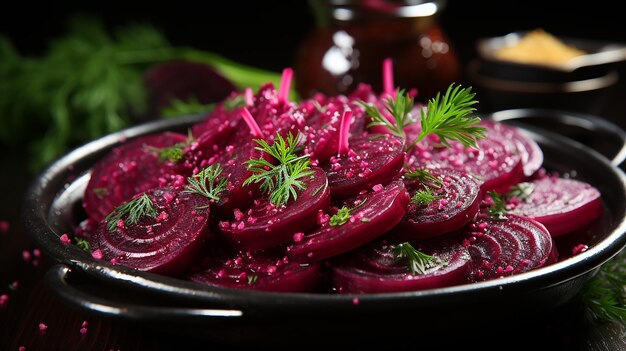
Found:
<box><xmin>467</xmin><ymin>59</ymin><xmax>619</xmax><ymax>93</ymax></box>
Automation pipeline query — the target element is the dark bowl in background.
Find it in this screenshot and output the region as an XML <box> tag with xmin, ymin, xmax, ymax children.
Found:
<box><xmin>467</xmin><ymin>31</ymin><xmax>626</xmax><ymax>114</ymax></box>
<box><xmin>467</xmin><ymin>59</ymin><xmax>619</xmax><ymax>114</ymax></box>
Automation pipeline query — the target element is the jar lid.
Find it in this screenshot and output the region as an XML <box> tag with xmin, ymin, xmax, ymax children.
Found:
<box><xmin>319</xmin><ymin>0</ymin><xmax>445</xmax><ymax>20</ymax></box>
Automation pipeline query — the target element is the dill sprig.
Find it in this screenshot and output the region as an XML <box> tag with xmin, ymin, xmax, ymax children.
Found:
<box><xmin>412</xmin><ymin>84</ymin><xmax>486</xmax><ymax>149</ymax></box>
<box><xmin>392</xmin><ymin>242</ymin><xmax>441</xmax><ymax>275</ymax></box>
<box><xmin>582</xmin><ymin>249</ymin><xmax>626</xmax><ymax>326</ymax></box>
<box><xmin>104</xmin><ymin>193</ymin><xmax>158</xmax><ymax>231</ymax></box>
<box><xmin>184</xmin><ymin>163</ymin><xmax>228</xmax><ymax>201</ymax></box>
<box><xmin>243</xmin><ymin>132</ymin><xmax>314</xmax><ymax>206</ymax></box>
<box><xmin>359</xmin><ymin>84</ymin><xmax>486</xmax><ymax>152</ymax></box>
<box><xmin>75</xmin><ymin>238</ymin><xmax>90</xmax><ymax>252</ymax></box>
<box><xmin>330</xmin><ymin>207</ymin><xmax>351</xmax><ymax>227</ymax></box>
<box><xmin>487</xmin><ymin>191</ymin><xmax>508</xmax><ymax>220</ymax></box>
<box><xmin>147</xmin><ymin>130</ymin><xmax>195</xmax><ymax>163</ymax></box>
<box><xmin>404</xmin><ymin>168</ymin><xmax>444</xmax><ymax>188</ymax></box>
<box><xmin>361</xmin><ymin>89</ymin><xmax>415</xmax><ymax>138</ymax></box>
<box><xmin>506</xmin><ymin>182</ymin><xmax>535</xmax><ymax>202</ymax></box>
<box><xmin>411</xmin><ymin>187</ymin><xmax>443</xmax><ymax>206</ymax></box>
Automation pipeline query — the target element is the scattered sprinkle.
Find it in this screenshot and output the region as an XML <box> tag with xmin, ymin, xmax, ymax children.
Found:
<box><xmin>60</xmin><ymin>234</ymin><xmax>71</xmax><ymax>244</ymax></box>
<box><xmin>33</xmin><ymin>248</ymin><xmax>41</xmax><ymax>257</ymax></box>
<box><xmin>22</xmin><ymin>250</ymin><xmax>31</xmax><ymax>262</ymax></box>
<box><xmin>80</xmin><ymin>327</ymin><xmax>88</xmax><ymax>335</ymax></box>
<box><xmin>352</xmin><ymin>297</ymin><xmax>360</xmax><ymax>305</ymax></box>
<box><xmin>38</xmin><ymin>323</ymin><xmax>48</xmax><ymax>332</ymax></box>
<box><xmin>91</xmin><ymin>249</ymin><xmax>104</xmax><ymax>260</ymax></box>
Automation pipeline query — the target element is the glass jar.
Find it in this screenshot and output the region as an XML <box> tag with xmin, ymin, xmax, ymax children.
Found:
<box><xmin>294</xmin><ymin>0</ymin><xmax>461</xmax><ymax>101</ymax></box>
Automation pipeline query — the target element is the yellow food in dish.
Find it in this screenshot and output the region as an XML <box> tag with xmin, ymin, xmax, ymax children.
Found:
<box><xmin>494</xmin><ymin>28</ymin><xmax>586</xmax><ymax>65</ymax></box>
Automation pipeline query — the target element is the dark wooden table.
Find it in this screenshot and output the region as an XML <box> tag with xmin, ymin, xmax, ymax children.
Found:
<box><xmin>3</xmin><ymin>68</ymin><xmax>626</xmax><ymax>351</ymax></box>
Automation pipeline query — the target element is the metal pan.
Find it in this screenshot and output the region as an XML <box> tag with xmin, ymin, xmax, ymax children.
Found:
<box><xmin>22</xmin><ymin>110</ymin><xmax>626</xmax><ymax>345</ymax></box>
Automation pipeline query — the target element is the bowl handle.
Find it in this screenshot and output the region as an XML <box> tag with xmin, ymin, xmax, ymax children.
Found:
<box><xmin>45</xmin><ymin>264</ymin><xmax>243</xmax><ymax>321</ymax></box>
<box><xmin>488</xmin><ymin>108</ymin><xmax>626</xmax><ymax>166</ymax></box>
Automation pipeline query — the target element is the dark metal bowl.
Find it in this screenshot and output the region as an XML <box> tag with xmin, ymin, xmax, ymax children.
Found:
<box><xmin>22</xmin><ymin>110</ymin><xmax>626</xmax><ymax>345</ymax></box>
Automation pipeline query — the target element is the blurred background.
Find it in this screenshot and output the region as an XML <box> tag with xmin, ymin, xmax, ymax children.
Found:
<box><xmin>2</xmin><ymin>0</ymin><xmax>626</xmax><ymax>171</ymax></box>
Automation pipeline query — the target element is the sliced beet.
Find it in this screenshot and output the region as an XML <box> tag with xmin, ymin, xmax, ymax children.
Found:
<box><xmin>218</xmin><ymin>167</ymin><xmax>330</xmax><ymax>251</ymax></box>
<box><xmin>407</xmin><ymin>121</ymin><xmax>525</xmax><ymax>194</ymax></box>
<box><xmin>287</xmin><ymin>180</ymin><xmax>410</xmax><ymax>263</ymax></box>
<box><xmin>394</xmin><ymin>168</ymin><xmax>482</xmax><ymax>240</ymax></box>
<box><xmin>144</xmin><ymin>60</ymin><xmax>236</xmax><ymax>117</ymax></box>
<box><xmin>89</xmin><ymin>186</ymin><xmax>211</xmax><ymax>276</ymax></box>
<box><xmin>507</xmin><ymin>176</ymin><xmax>603</xmax><ymax>237</ymax></box>
<box><xmin>465</xmin><ymin>213</ymin><xmax>557</xmax><ymax>282</ymax></box>
<box><xmin>188</xmin><ymin>248</ymin><xmax>322</xmax><ymax>292</ymax></box>
<box><xmin>322</xmin><ymin>134</ymin><xmax>405</xmax><ymax>197</ymax></box>
<box><xmin>84</xmin><ymin>132</ymin><xmax>188</xmax><ymax>222</ymax></box>
<box><xmin>481</xmin><ymin>120</ymin><xmax>543</xmax><ymax>178</ymax></box>
<box><xmin>331</xmin><ymin>236</ymin><xmax>471</xmax><ymax>293</ymax></box>
<box><xmin>211</xmin><ymin>141</ymin><xmax>262</xmax><ymax>217</ymax></box>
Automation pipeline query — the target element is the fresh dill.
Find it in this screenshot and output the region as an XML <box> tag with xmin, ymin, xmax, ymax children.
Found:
<box><xmin>92</xmin><ymin>188</ymin><xmax>109</xmax><ymax>199</ymax></box>
<box><xmin>360</xmin><ymin>88</ymin><xmax>415</xmax><ymax>139</ymax></box>
<box><xmin>582</xmin><ymin>249</ymin><xmax>626</xmax><ymax>326</ymax></box>
<box><xmin>243</xmin><ymin>132</ymin><xmax>314</xmax><ymax>206</ymax></box>
<box><xmin>75</xmin><ymin>238</ymin><xmax>90</xmax><ymax>252</ymax></box>
<box><xmin>184</xmin><ymin>163</ymin><xmax>229</xmax><ymax>201</ymax></box>
<box><xmin>330</xmin><ymin>207</ymin><xmax>352</xmax><ymax>227</ymax></box>
<box><xmin>404</xmin><ymin>168</ymin><xmax>444</xmax><ymax>188</ymax></box>
<box><xmin>147</xmin><ymin>130</ymin><xmax>195</xmax><ymax>163</ymax></box>
<box><xmin>360</xmin><ymin>84</ymin><xmax>486</xmax><ymax>152</ymax></box>
<box><xmin>411</xmin><ymin>186</ymin><xmax>443</xmax><ymax>206</ymax></box>
<box><xmin>506</xmin><ymin>182</ymin><xmax>535</xmax><ymax>202</ymax></box>
<box><xmin>247</xmin><ymin>275</ymin><xmax>259</xmax><ymax>285</ymax></box>
<box><xmin>104</xmin><ymin>193</ymin><xmax>158</xmax><ymax>231</ymax></box>
<box><xmin>392</xmin><ymin>242</ymin><xmax>441</xmax><ymax>275</ymax></box>
<box><xmin>487</xmin><ymin>191</ymin><xmax>508</xmax><ymax>220</ymax></box>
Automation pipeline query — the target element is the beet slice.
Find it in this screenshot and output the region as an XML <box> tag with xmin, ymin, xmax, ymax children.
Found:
<box><xmin>84</xmin><ymin>132</ymin><xmax>189</xmax><ymax>222</ymax></box>
<box><xmin>218</xmin><ymin>167</ymin><xmax>330</xmax><ymax>251</ymax></box>
<box><xmin>407</xmin><ymin>121</ymin><xmax>525</xmax><ymax>194</ymax></box>
<box><xmin>331</xmin><ymin>236</ymin><xmax>471</xmax><ymax>293</ymax></box>
<box><xmin>89</xmin><ymin>186</ymin><xmax>211</xmax><ymax>276</ymax></box>
<box><xmin>144</xmin><ymin>60</ymin><xmax>236</xmax><ymax>117</ymax></box>
<box><xmin>286</xmin><ymin>180</ymin><xmax>410</xmax><ymax>263</ymax></box>
<box><xmin>188</xmin><ymin>248</ymin><xmax>322</xmax><ymax>292</ymax></box>
<box><xmin>507</xmin><ymin>176</ymin><xmax>603</xmax><ymax>237</ymax></box>
<box><xmin>481</xmin><ymin>120</ymin><xmax>543</xmax><ymax>178</ymax></box>
<box><xmin>394</xmin><ymin>168</ymin><xmax>482</xmax><ymax>240</ymax></box>
<box><xmin>465</xmin><ymin>213</ymin><xmax>557</xmax><ymax>282</ymax></box>
<box><xmin>323</xmin><ymin>134</ymin><xmax>405</xmax><ymax>197</ymax></box>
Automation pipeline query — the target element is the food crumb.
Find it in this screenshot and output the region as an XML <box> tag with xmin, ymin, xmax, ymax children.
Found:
<box><xmin>38</xmin><ymin>323</ymin><xmax>48</xmax><ymax>332</ymax></box>
<box><xmin>91</xmin><ymin>249</ymin><xmax>104</xmax><ymax>260</ymax></box>
<box><xmin>80</xmin><ymin>327</ymin><xmax>88</xmax><ymax>335</ymax></box>
<box><xmin>0</xmin><ymin>294</ymin><xmax>8</xmax><ymax>305</ymax></box>
<box><xmin>22</xmin><ymin>250</ymin><xmax>31</xmax><ymax>262</ymax></box>
<box><xmin>352</xmin><ymin>297</ymin><xmax>359</xmax><ymax>305</ymax></box>
<box><xmin>60</xmin><ymin>234</ymin><xmax>71</xmax><ymax>244</ymax></box>
<box><xmin>9</xmin><ymin>281</ymin><xmax>18</xmax><ymax>290</ymax></box>
<box><xmin>19</xmin><ymin>347</ymin><xmax>26</xmax><ymax>351</ymax></box>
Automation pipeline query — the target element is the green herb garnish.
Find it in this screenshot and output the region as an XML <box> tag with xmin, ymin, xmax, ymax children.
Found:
<box><xmin>404</xmin><ymin>168</ymin><xmax>444</xmax><ymax>188</ymax></box>
<box><xmin>148</xmin><ymin>131</ymin><xmax>195</xmax><ymax>163</ymax></box>
<box><xmin>75</xmin><ymin>238</ymin><xmax>90</xmax><ymax>252</ymax></box>
<box><xmin>223</xmin><ymin>94</ymin><xmax>247</xmax><ymax>111</ymax></box>
<box><xmin>582</xmin><ymin>249</ymin><xmax>626</xmax><ymax>325</ymax></box>
<box><xmin>411</xmin><ymin>186</ymin><xmax>443</xmax><ymax>206</ymax></box>
<box><xmin>330</xmin><ymin>207</ymin><xmax>352</xmax><ymax>227</ymax></box>
<box><xmin>361</xmin><ymin>88</ymin><xmax>415</xmax><ymax>138</ymax></box>
<box><xmin>243</xmin><ymin>132</ymin><xmax>314</xmax><ymax>206</ymax></box>
<box><xmin>247</xmin><ymin>275</ymin><xmax>259</xmax><ymax>285</ymax></box>
<box><xmin>487</xmin><ymin>191</ymin><xmax>508</xmax><ymax>220</ymax></box>
<box><xmin>411</xmin><ymin>84</ymin><xmax>486</xmax><ymax>150</ymax></box>
<box><xmin>104</xmin><ymin>193</ymin><xmax>158</xmax><ymax>231</ymax></box>
<box><xmin>392</xmin><ymin>242</ymin><xmax>441</xmax><ymax>275</ymax></box>
<box><xmin>184</xmin><ymin>163</ymin><xmax>228</xmax><ymax>201</ymax></box>
<box><xmin>92</xmin><ymin>188</ymin><xmax>109</xmax><ymax>199</ymax></box>
<box><xmin>506</xmin><ymin>182</ymin><xmax>535</xmax><ymax>202</ymax></box>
